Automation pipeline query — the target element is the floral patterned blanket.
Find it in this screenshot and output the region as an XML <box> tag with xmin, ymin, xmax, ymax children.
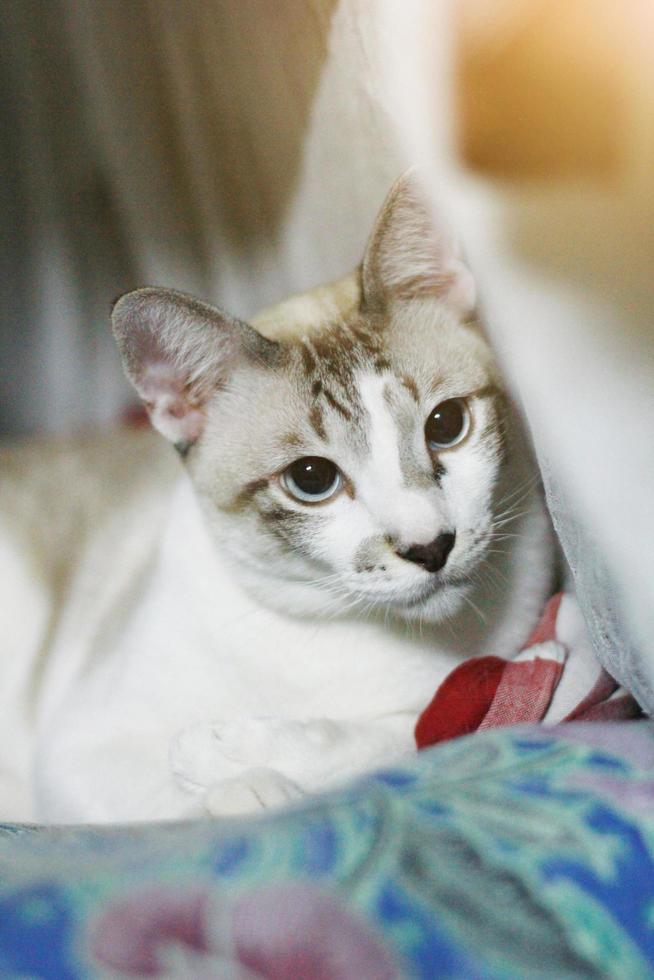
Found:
<box><xmin>1</xmin><ymin>721</ymin><xmax>653</xmax><ymax>978</ymax></box>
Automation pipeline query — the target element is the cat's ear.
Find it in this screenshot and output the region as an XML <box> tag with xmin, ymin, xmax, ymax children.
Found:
<box><xmin>112</xmin><ymin>287</ymin><xmax>278</xmax><ymax>449</ymax></box>
<box><xmin>361</xmin><ymin>172</ymin><xmax>476</xmax><ymax>317</ymax></box>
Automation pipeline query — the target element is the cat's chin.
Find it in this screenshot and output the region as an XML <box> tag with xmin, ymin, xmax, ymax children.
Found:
<box><xmin>230</xmin><ymin>563</ymin><xmax>469</xmax><ymax>624</ymax></box>
<box><xmin>390</xmin><ymin>581</ymin><xmax>471</xmax><ymax>623</ymax></box>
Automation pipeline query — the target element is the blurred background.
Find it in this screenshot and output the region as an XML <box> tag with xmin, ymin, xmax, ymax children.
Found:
<box><xmin>1</xmin><ymin>0</ymin><xmax>653</xmax><ymax>706</ymax></box>
<box><xmin>0</xmin><ymin>0</ymin><xmax>406</xmax><ymax>437</ymax></box>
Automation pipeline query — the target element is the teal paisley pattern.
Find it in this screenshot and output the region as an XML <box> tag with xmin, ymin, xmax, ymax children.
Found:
<box><xmin>0</xmin><ymin>722</ymin><xmax>653</xmax><ymax>977</ymax></box>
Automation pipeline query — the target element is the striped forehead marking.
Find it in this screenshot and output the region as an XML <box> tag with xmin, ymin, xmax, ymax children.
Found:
<box><xmin>357</xmin><ymin>372</ymin><xmax>407</xmax><ymax>487</ymax></box>
<box><xmin>296</xmin><ymin>324</ymin><xmax>381</xmax><ymax>440</ymax></box>
<box><xmin>376</xmin><ymin>373</ymin><xmax>438</xmax><ymax>489</ymax></box>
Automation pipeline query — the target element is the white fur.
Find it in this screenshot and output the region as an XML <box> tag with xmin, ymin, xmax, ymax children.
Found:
<box><xmin>15</xmin><ymin>449</ymin><xmax>551</xmax><ymax>823</ymax></box>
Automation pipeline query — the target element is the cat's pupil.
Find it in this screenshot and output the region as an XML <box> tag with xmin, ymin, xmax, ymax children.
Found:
<box><xmin>289</xmin><ymin>457</ymin><xmax>337</xmax><ymax>495</ymax></box>
<box><xmin>425</xmin><ymin>399</ymin><xmax>466</xmax><ymax>447</ymax></box>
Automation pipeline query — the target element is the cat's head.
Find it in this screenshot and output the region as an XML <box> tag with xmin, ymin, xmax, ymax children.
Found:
<box><xmin>113</xmin><ymin>175</ymin><xmax>514</xmax><ymax>621</ymax></box>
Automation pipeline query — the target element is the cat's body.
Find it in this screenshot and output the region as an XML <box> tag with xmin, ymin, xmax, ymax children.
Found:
<box><xmin>0</xmin><ymin>178</ymin><xmax>554</xmax><ymax>823</ymax></box>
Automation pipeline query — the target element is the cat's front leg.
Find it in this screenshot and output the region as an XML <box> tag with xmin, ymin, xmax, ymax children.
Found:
<box><xmin>170</xmin><ymin>715</ymin><xmax>414</xmax><ymax>815</ymax></box>
<box><xmin>171</xmin><ymin>719</ymin><xmax>308</xmax><ymax>816</ymax></box>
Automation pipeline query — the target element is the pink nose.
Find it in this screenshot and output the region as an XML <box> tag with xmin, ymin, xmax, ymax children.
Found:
<box><xmin>399</xmin><ymin>532</ymin><xmax>456</xmax><ymax>573</ymax></box>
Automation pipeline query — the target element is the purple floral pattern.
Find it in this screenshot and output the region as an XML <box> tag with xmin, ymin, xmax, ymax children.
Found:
<box><xmin>92</xmin><ymin>882</ymin><xmax>400</xmax><ymax>978</ymax></box>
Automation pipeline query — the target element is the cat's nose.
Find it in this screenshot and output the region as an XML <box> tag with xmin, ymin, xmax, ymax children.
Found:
<box><xmin>399</xmin><ymin>532</ymin><xmax>456</xmax><ymax>573</ymax></box>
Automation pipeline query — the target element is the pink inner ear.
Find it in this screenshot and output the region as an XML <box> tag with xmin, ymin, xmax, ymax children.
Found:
<box><xmin>140</xmin><ymin>361</ymin><xmax>206</xmax><ymax>445</ymax></box>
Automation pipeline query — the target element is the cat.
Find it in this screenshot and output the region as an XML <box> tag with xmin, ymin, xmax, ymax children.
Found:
<box><xmin>0</xmin><ymin>175</ymin><xmax>554</xmax><ymax>822</ymax></box>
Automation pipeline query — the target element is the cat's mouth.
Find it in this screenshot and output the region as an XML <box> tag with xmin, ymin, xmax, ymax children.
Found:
<box><xmin>385</xmin><ymin>573</ymin><xmax>473</xmax><ymax>611</ymax></box>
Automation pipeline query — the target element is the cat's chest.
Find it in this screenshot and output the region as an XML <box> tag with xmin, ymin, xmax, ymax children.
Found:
<box><xmin>113</xmin><ymin>570</ymin><xmax>454</xmax><ymax>727</ymax></box>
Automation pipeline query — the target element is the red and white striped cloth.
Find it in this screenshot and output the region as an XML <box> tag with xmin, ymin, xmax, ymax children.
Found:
<box><xmin>415</xmin><ymin>592</ymin><xmax>643</xmax><ymax>750</ymax></box>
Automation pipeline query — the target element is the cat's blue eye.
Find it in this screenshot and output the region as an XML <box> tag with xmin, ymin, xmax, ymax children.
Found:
<box><xmin>282</xmin><ymin>456</ymin><xmax>342</xmax><ymax>503</ymax></box>
<box><xmin>425</xmin><ymin>398</ymin><xmax>470</xmax><ymax>449</ymax></box>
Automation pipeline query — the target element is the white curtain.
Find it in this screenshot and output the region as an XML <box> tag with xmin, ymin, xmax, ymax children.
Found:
<box><xmin>0</xmin><ymin>0</ymin><xmax>405</xmax><ymax>435</ymax></box>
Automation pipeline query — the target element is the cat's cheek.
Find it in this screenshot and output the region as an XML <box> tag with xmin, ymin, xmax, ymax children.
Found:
<box><xmin>442</xmin><ymin>454</ymin><xmax>497</xmax><ymax>542</ymax></box>
<box><xmin>310</xmin><ymin>499</ymin><xmax>377</xmax><ymax>575</ymax></box>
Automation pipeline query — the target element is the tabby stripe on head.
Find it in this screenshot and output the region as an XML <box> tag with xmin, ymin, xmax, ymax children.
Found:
<box><xmin>400</xmin><ymin>375</ymin><xmax>420</xmax><ymax>403</ymax></box>
<box><xmin>348</xmin><ymin>323</ymin><xmax>380</xmax><ymax>352</ymax></box>
<box><xmin>309</xmin><ymin>403</ymin><xmax>327</xmax><ymax>441</ymax></box>
<box><xmin>323</xmin><ymin>388</ymin><xmax>352</xmax><ymax>421</ymax></box>
<box><xmin>282</xmin><ymin>432</ymin><xmax>303</xmax><ymax>450</ymax></box>
<box><xmin>299</xmin><ymin>342</ymin><xmax>317</xmax><ymax>375</ymax></box>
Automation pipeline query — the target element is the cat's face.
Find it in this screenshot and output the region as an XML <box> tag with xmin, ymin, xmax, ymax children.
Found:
<box><xmin>113</xmin><ymin>175</ymin><xmax>513</xmax><ymax>621</ymax></box>
<box><xmin>189</xmin><ymin>303</ymin><xmax>504</xmax><ymax>621</ymax></box>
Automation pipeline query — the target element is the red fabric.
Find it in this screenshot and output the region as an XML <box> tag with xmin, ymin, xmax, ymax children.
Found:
<box><xmin>574</xmin><ymin>694</ymin><xmax>643</xmax><ymax>722</ymax></box>
<box><xmin>414</xmin><ymin>591</ymin><xmax>642</xmax><ymax>751</ymax></box>
<box><xmin>525</xmin><ymin>592</ymin><xmax>563</xmax><ymax>646</ymax></box>
<box><xmin>415</xmin><ymin>656</ymin><xmax>506</xmax><ymax>749</ymax></box>
<box><xmin>477</xmin><ymin>656</ymin><xmax>564</xmax><ymax>730</ymax></box>
<box><xmin>564</xmin><ymin>670</ymin><xmax>618</xmax><ymax>722</ymax></box>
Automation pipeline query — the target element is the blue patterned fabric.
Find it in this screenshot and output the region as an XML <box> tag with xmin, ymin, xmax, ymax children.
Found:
<box><xmin>1</xmin><ymin>722</ymin><xmax>653</xmax><ymax>977</ymax></box>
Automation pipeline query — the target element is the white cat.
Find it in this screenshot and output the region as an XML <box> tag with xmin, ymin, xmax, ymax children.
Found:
<box><xmin>0</xmin><ymin>176</ymin><xmax>553</xmax><ymax>822</ymax></box>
